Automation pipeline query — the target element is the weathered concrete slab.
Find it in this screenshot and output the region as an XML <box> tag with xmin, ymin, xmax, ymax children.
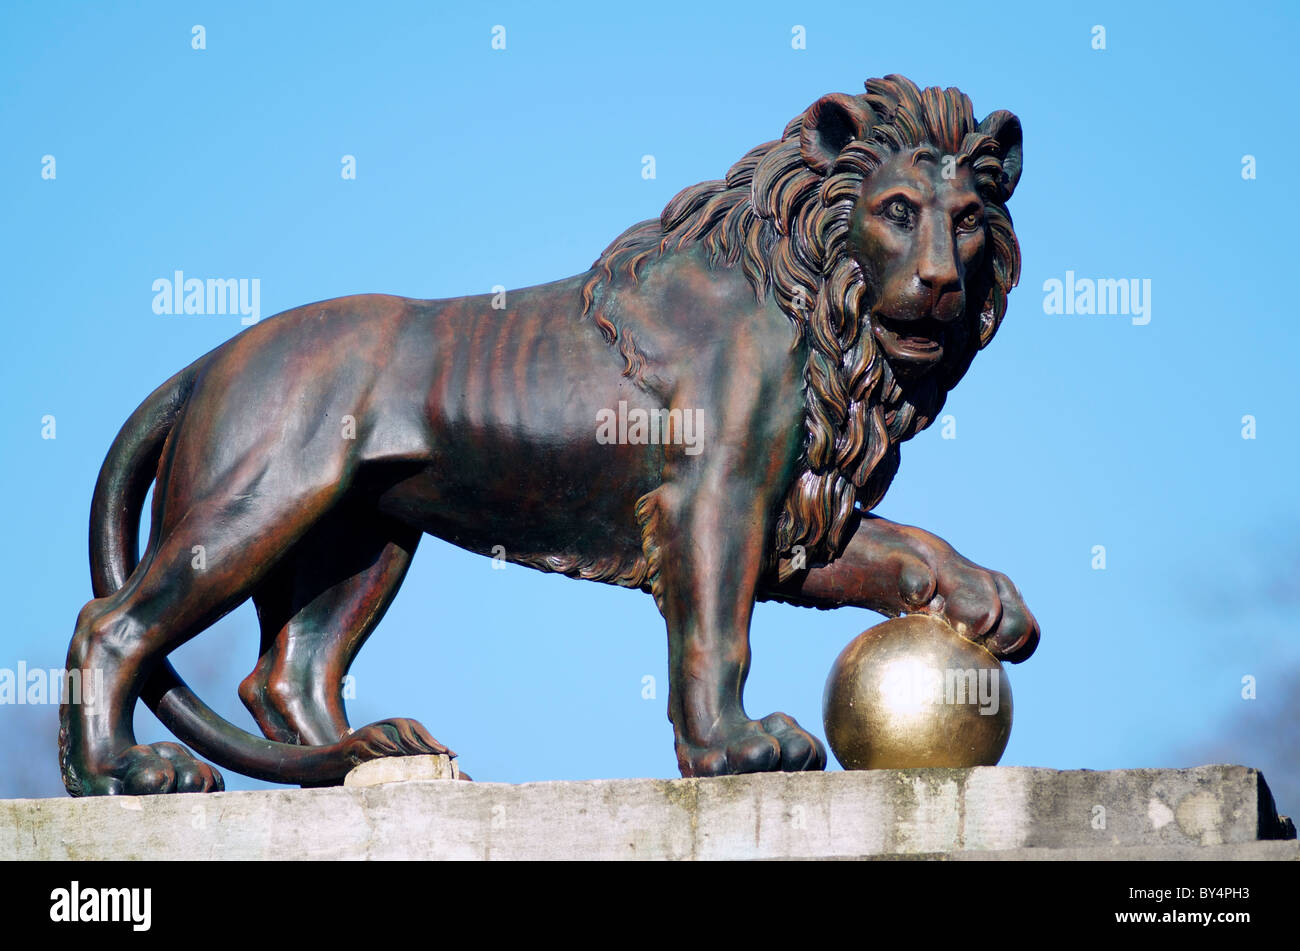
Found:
<box><xmin>0</xmin><ymin>765</ymin><xmax>1291</xmax><ymax>861</ymax></box>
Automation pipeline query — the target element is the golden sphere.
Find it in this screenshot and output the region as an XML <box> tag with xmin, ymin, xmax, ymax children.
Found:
<box><xmin>822</xmin><ymin>614</ymin><xmax>1013</xmax><ymax>769</ymax></box>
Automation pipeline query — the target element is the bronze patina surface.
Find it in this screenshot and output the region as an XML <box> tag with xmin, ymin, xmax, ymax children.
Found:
<box><xmin>60</xmin><ymin>74</ymin><xmax>1037</xmax><ymax>795</ymax></box>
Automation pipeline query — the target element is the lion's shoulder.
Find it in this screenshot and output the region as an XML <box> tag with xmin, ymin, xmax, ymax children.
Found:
<box><xmin>633</xmin><ymin>246</ymin><xmax>794</xmax><ymax>335</ymax></box>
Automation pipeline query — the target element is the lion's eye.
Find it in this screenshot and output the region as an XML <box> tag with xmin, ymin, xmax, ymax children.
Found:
<box><xmin>956</xmin><ymin>210</ymin><xmax>982</xmax><ymax>233</ymax></box>
<box><xmin>883</xmin><ymin>199</ymin><xmax>912</xmax><ymax>225</ymax></box>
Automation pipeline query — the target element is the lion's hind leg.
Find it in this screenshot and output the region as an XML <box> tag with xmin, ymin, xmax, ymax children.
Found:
<box><xmin>62</xmin><ymin>478</ymin><xmax>347</xmax><ymax>795</ymax></box>
<box><xmin>240</xmin><ymin>506</ymin><xmax>420</xmax><ymax>749</ymax></box>
<box><xmin>60</xmin><ymin>421</ymin><xmax>394</xmax><ymax>795</ymax></box>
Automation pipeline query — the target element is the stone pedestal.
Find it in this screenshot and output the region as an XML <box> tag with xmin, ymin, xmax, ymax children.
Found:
<box><xmin>1</xmin><ymin>764</ymin><xmax>1293</xmax><ymax>861</ymax></box>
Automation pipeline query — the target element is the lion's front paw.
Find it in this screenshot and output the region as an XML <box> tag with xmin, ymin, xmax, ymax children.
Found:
<box><xmin>920</xmin><ymin>554</ymin><xmax>1040</xmax><ymax>662</ymax></box>
<box><xmin>675</xmin><ymin>712</ymin><xmax>826</xmax><ymax>777</ymax></box>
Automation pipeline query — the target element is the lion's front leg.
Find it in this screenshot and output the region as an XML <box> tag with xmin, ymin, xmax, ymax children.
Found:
<box><xmin>766</xmin><ymin>511</ymin><xmax>1040</xmax><ymax>662</ymax></box>
<box><xmin>638</xmin><ymin>476</ymin><xmax>826</xmax><ymax>778</ymax></box>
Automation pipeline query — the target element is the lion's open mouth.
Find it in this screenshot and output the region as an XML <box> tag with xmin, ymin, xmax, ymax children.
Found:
<box><xmin>873</xmin><ymin>315</ymin><xmax>945</xmax><ymax>363</ymax></box>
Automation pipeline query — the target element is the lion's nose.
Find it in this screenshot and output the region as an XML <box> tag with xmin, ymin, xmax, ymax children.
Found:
<box><xmin>917</xmin><ymin>225</ymin><xmax>962</xmax><ymax>316</ymax></box>
<box><xmin>903</xmin><ymin>273</ymin><xmax>962</xmax><ymax>323</ymax></box>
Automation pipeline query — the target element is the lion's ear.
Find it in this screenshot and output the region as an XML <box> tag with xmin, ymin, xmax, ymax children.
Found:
<box><xmin>978</xmin><ymin>110</ymin><xmax>1022</xmax><ymax>199</ymax></box>
<box><xmin>799</xmin><ymin>93</ymin><xmax>872</xmax><ymax>174</ymax></box>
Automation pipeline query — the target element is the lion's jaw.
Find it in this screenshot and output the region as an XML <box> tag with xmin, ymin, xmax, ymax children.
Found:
<box><xmin>871</xmin><ymin>313</ymin><xmax>947</xmax><ymax>366</ymax></box>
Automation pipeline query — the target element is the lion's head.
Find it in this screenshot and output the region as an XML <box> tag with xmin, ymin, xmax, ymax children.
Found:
<box><xmin>582</xmin><ymin>74</ymin><xmax>1022</xmax><ymax>577</ymax></box>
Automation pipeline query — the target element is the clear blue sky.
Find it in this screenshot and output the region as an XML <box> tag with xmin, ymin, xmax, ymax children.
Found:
<box><xmin>3</xmin><ymin>1</ymin><xmax>1297</xmax><ymax>810</ymax></box>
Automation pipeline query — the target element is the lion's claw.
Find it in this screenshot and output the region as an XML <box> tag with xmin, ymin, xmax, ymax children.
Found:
<box><xmin>980</xmin><ymin>571</ymin><xmax>1039</xmax><ymax>662</ymax></box>
<box><xmin>897</xmin><ymin>544</ymin><xmax>1040</xmax><ymax>663</ymax></box>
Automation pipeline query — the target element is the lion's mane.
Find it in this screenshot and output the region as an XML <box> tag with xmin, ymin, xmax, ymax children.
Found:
<box><xmin>578</xmin><ymin>75</ymin><xmax>1021</xmax><ymax>580</ymax></box>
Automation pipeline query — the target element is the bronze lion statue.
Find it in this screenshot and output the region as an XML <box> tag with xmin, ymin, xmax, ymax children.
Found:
<box><xmin>60</xmin><ymin>74</ymin><xmax>1037</xmax><ymax>795</ymax></box>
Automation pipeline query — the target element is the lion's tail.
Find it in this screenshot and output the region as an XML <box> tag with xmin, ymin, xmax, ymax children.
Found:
<box><xmin>89</xmin><ymin>362</ymin><xmax>197</xmax><ymax>598</ymax></box>
<box><xmin>89</xmin><ymin>360</ymin><xmax>422</xmax><ymax>786</ymax></box>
